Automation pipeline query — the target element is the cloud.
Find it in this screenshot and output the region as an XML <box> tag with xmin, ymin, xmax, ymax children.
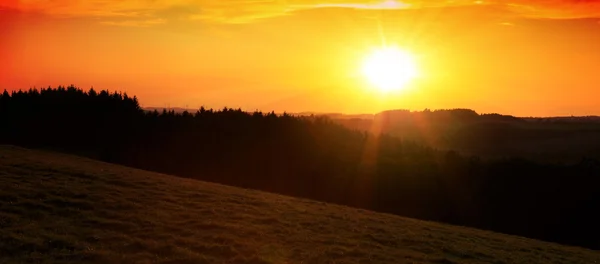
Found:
<box><xmin>100</xmin><ymin>18</ymin><xmax>166</xmax><ymax>27</ymax></box>
<box><xmin>499</xmin><ymin>21</ymin><xmax>516</xmax><ymax>26</ymax></box>
<box><xmin>298</xmin><ymin>0</ymin><xmax>411</xmax><ymax>10</ymax></box>
<box><xmin>5</xmin><ymin>0</ymin><xmax>600</xmax><ymax>25</ymax></box>
<box><xmin>503</xmin><ymin>1</ymin><xmax>600</xmax><ymax>19</ymax></box>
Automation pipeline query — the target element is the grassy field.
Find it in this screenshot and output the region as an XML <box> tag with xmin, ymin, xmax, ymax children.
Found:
<box><xmin>0</xmin><ymin>145</ymin><xmax>598</xmax><ymax>264</ymax></box>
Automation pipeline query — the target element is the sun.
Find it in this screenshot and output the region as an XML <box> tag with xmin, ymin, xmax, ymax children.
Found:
<box><xmin>361</xmin><ymin>46</ymin><xmax>418</xmax><ymax>93</ymax></box>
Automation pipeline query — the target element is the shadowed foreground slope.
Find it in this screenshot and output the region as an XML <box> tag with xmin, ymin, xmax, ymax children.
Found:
<box><xmin>0</xmin><ymin>146</ymin><xmax>598</xmax><ymax>264</ymax></box>
<box><xmin>3</xmin><ymin>87</ymin><xmax>599</xmax><ymax>249</ymax></box>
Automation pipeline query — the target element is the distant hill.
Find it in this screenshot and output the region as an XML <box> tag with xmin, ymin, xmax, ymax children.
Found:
<box><xmin>326</xmin><ymin>109</ymin><xmax>600</xmax><ymax>162</ymax></box>
<box><xmin>142</xmin><ymin>107</ymin><xmax>377</xmax><ymax>119</ymax></box>
<box><xmin>144</xmin><ymin>107</ymin><xmax>600</xmax><ymax>123</ymax></box>
<box><xmin>1</xmin><ymin>145</ymin><xmax>598</xmax><ymax>264</ymax></box>
<box><xmin>522</xmin><ymin>116</ymin><xmax>600</xmax><ymax>122</ymax></box>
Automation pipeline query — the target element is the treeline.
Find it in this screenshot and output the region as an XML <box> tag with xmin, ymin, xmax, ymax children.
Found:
<box><xmin>1</xmin><ymin>86</ymin><xmax>599</xmax><ymax>250</ymax></box>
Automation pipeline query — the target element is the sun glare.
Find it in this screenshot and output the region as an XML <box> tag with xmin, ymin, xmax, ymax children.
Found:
<box><xmin>362</xmin><ymin>46</ymin><xmax>418</xmax><ymax>93</ymax></box>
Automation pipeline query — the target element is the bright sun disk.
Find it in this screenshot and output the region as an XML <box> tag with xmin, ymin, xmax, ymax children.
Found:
<box><xmin>362</xmin><ymin>46</ymin><xmax>418</xmax><ymax>93</ymax></box>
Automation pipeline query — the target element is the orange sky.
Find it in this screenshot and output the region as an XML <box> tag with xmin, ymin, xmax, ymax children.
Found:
<box><xmin>2</xmin><ymin>0</ymin><xmax>600</xmax><ymax>116</ymax></box>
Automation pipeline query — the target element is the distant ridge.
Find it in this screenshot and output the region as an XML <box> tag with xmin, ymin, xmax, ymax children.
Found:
<box><xmin>143</xmin><ymin>107</ymin><xmax>600</xmax><ymax>121</ymax></box>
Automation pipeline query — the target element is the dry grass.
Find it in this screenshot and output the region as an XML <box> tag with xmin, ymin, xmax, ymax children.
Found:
<box><xmin>0</xmin><ymin>145</ymin><xmax>598</xmax><ymax>264</ymax></box>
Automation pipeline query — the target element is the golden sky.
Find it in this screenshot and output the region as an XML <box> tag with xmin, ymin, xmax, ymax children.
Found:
<box><xmin>2</xmin><ymin>0</ymin><xmax>600</xmax><ymax>116</ymax></box>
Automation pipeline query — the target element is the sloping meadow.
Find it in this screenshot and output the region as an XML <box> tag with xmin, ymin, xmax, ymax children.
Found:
<box><xmin>0</xmin><ymin>145</ymin><xmax>598</xmax><ymax>264</ymax></box>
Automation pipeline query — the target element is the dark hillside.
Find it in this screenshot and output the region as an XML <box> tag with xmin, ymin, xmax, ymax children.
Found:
<box><xmin>1</xmin><ymin>146</ymin><xmax>599</xmax><ymax>263</ymax></box>
<box><xmin>1</xmin><ymin>86</ymin><xmax>599</xmax><ymax>250</ymax></box>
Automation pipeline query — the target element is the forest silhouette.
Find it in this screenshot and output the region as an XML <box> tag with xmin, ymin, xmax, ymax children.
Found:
<box><xmin>1</xmin><ymin>86</ymin><xmax>598</xmax><ymax>250</ymax></box>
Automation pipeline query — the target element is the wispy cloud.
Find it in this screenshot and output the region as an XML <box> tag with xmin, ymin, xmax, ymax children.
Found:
<box><xmin>100</xmin><ymin>18</ymin><xmax>166</xmax><ymax>27</ymax></box>
<box><xmin>500</xmin><ymin>1</ymin><xmax>600</xmax><ymax>19</ymax></box>
<box><xmin>5</xmin><ymin>0</ymin><xmax>600</xmax><ymax>25</ymax></box>
<box><xmin>297</xmin><ymin>0</ymin><xmax>411</xmax><ymax>10</ymax></box>
<box><xmin>499</xmin><ymin>21</ymin><xmax>516</xmax><ymax>26</ymax></box>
